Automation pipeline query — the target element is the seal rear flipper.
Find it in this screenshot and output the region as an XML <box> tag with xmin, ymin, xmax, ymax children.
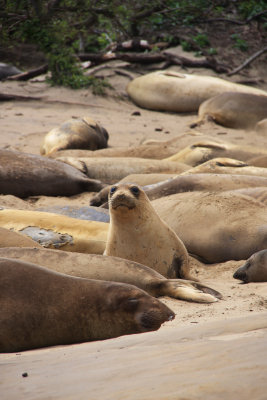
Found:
<box><xmin>153</xmin><ymin>279</ymin><xmax>222</xmax><ymax>303</ymax></box>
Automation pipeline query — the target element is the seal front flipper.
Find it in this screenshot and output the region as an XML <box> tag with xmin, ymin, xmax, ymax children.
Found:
<box><xmin>151</xmin><ymin>279</ymin><xmax>222</xmax><ymax>303</ymax></box>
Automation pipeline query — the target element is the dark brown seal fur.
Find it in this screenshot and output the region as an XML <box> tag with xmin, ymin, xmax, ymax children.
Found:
<box><xmin>0</xmin><ymin>257</ymin><xmax>174</xmax><ymax>352</ymax></box>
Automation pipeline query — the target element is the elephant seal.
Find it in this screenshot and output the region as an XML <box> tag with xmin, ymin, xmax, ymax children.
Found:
<box><xmin>0</xmin><ymin>209</ymin><xmax>108</xmax><ymax>254</ymax></box>
<box><xmin>57</xmin><ymin>156</ymin><xmax>189</xmax><ymax>184</ymax></box>
<box><xmin>248</xmin><ymin>155</ymin><xmax>267</xmax><ymax>168</ymax></box>
<box><xmin>191</xmin><ymin>92</ymin><xmax>267</xmax><ymax>129</ymax></box>
<box><xmin>183</xmin><ymin>158</ymin><xmax>267</xmax><ymax>178</ymax></box>
<box><xmin>144</xmin><ymin>174</ymin><xmax>267</xmax><ymax>201</ymax></box>
<box><xmin>233</xmin><ymin>250</ymin><xmax>267</xmax><ymax>283</ymax></box>
<box><xmin>40</xmin><ymin>117</ymin><xmax>109</xmax><ymax>155</ymax></box>
<box><xmin>0</xmin><ymin>247</ymin><xmax>222</xmax><ymax>303</ymax></box>
<box><xmin>152</xmin><ymin>191</ymin><xmax>267</xmax><ymax>263</ymax></box>
<box><xmin>0</xmin><ymin>227</ymin><xmax>43</xmax><ymax>248</ymax></box>
<box><xmin>223</xmin><ymin>187</ymin><xmax>267</xmax><ymax>206</ymax></box>
<box><xmin>255</xmin><ymin>118</ymin><xmax>267</xmax><ymax>136</ymax></box>
<box><xmin>126</xmin><ymin>70</ymin><xmax>267</xmax><ymax>112</ymax></box>
<box><xmin>0</xmin><ymin>149</ymin><xmax>105</xmax><ymax>198</ymax></box>
<box><xmin>0</xmin><ymin>257</ymin><xmax>175</xmax><ymax>352</ymax></box>
<box><xmin>165</xmin><ymin>140</ymin><xmax>267</xmax><ymax>166</ymax></box>
<box><xmin>105</xmin><ymin>183</ymin><xmax>195</xmax><ymax>281</ymax></box>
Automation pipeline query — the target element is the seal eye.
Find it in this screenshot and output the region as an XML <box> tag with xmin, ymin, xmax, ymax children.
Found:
<box><xmin>130</xmin><ymin>186</ymin><xmax>139</xmax><ymax>197</ymax></box>
<box><xmin>124</xmin><ymin>298</ymin><xmax>139</xmax><ymax>312</ymax></box>
<box><xmin>110</xmin><ymin>186</ymin><xmax>117</xmax><ymax>195</ymax></box>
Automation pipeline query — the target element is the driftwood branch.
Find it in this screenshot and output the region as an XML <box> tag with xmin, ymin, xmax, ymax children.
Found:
<box><xmin>78</xmin><ymin>51</ymin><xmax>229</xmax><ymax>73</ymax></box>
<box><xmin>6</xmin><ymin>64</ymin><xmax>48</xmax><ymax>81</ymax></box>
<box><xmin>0</xmin><ymin>93</ymin><xmax>42</xmax><ymax>101</ymax></box>
<box><xmin>227</xmin><ymin>46</ymin><xmax>267</xmax><ymax>76</ymax></box>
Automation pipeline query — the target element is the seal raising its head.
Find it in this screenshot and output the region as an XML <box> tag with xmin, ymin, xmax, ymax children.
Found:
<box><xmin>105</xmin><ymin>183</ymin><xmax>195</xmax><ymax>280</ymax></box>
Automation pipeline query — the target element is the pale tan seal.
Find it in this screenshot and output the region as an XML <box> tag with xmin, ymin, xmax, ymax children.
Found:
<box><xmin>183</xmin><ymin>158</ymin><xmax>267</xmax><ymax>178</ymax></box>
<box><xmin>152</xmin><ymin>191</ymin><xmax>267</xmax><ymax>263</ymax></box>
<box><xmin>191</xmin><ymin>92</ymin><xmax>267</xmax><ymax>129</ymax></box>
<box><xmin>0</xmin><ymin>209</ymin><xmax>108</xmax><ymax>254</ymax></box>
<box><xmin>105</xmin><ymin>183</ymin><xmax>195</xmax><ymax>281</ymax></box>
<box><xmin>233</xmin><ymin>250</ymin><xmax>267</xmax><ymax>283</ymax></box>
<box><xmin>165</xmin><ymin>140</ymin><xmax>267</xmax><ymax>166</ymax></box>
<box><xmin>0</xmin><ymin>149</ymin><xmax>105</xmax><ymax>197</ymax></box>
<box><xmin>126</xmin><ymin>70</ymin><xmax>267</xmax><ymax>112</ymax></box>
<box><xmin>0</xmin><ymin>257</ymin><xmax>174</xmax><ymax>352</ymax></box>
<box><xmin>56</xmin><ymin>156</ymin><xmax>189</xmax><ymax>184</ymax></box>
<box><xmin>0</xmin><ymin>247</ymin><xmax>222</xmax><ymax>303</ymax></box>
<box><xmin>40</xmin><ymin>117</ymin><xmax>109</xmax><ymax>155</ymax></box>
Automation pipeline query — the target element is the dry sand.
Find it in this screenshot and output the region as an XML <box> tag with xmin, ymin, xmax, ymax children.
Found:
<box><xmin>0</xmin><ymin>65</ymin><xmax>267</xmax><ymax>399</ymax></box>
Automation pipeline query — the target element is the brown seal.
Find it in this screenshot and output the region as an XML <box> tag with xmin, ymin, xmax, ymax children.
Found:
<box><xmin>165</xmin><ymin>140</ymin><xmax>267</xmax><ymax>166</ymax></box>
<box><xmin>183</xmin><ymin>158</ymin><xmax>267</xmax><ymax>178</ymax></box>
<box><xmin>126</xmin><ymin>70</ymin><xmax>267</xmax><ymax>112</ymax></box>
<box><xmin>56</xmin><ymin>156</ymin><xmax>189</xmax><ymax>184</ymax></box>
<box><xmin>0</xmin><ymin>257</ymin><xmax>175</xmax><ymax>352</ymax></box>
<box><xmin>0</xmin><ymin>227</ymin><xmax>43</xmax><ymax>248</ymax></box>
<box><xmin>152</xmin><ymin>191</ymin><xmax>267</xmax><ymax>263</ymax></box>
<box><xmin>105</xmin><ymin>183</ymin><xmax>195</xmax><ymax>281</ymax></box>
<box><xmin>0</xmin><ymin>149</ymin><xmax>105</xmax><ymax>198</ymax></box>
<box><xmin>192</xmin><ymin>92</ymin><xmax>267</xmax><ymax>129</ymax></box>
<box><xmin>233</xmin><ymin>250</ymin><xmax>267</xmax><ymax>283</ymax></box>
<box><xmin>144</xmin><ymin>173</ymin><xmax>267</xmax><ymax>201</ymax></box>
<box><xmin>40</xmin><ymin>117</ymin><xmax>109</xmax><ymax>155</ymax></box>
<box><xmin>0</xmin><ymin>247</ymin><xmax>222</xmax><ymax>303</ymax></box>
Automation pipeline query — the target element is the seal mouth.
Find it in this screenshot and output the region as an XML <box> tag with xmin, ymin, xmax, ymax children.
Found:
<box><xmin>112</xmin><ymin>203</ymin><xmax>135</xmax><ymax>210</ymax></box>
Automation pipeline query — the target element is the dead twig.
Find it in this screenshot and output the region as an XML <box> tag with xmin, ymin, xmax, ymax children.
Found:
<box><xmin>227</xmin><ymin>46</ymin><xmax>267</xmax><ymax>76</ymax></box>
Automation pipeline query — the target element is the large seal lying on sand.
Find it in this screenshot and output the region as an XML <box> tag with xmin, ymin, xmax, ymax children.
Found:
<box><xmin>0</xmin><ymin>209</ymin><xmax>108</xmax><ymax>254</ymax></box>
<box><xmin>233</xmin><ymin>250</ymin><xmax>267</xmax><ymax>283</ymax></box>
<box><xmin>0</xmin><ymin>149</ymin><xmax>105</xmax><ymax>197</ymax></box>
<box><xmin>105</xmin><ymin>183</ymin><xmax>195</xmax><ymax>281</ymax></box>
<box><xmin>0</xmin><ymin>257</ymin><xmax>174</xmax><ymax>352</ymax></box>
<box><xmin>90</xmin><ymin>173</ymin><xmax>267</xmax><ymax>207</ymax></box>
<box><xmin>183</xmin><ymin>158</ymin><xmax>267</xmax><ymax>178</ymax></box>
<box><xmin>144</xmin><ymin>173</ymin><xmax>267</xmax><ymax>201</ymax></box>
<box><xmin>126</xmin><ymin>70</ymin><xmax>267</xmax><ymax>112</ymax></box>
<box><xmin>152</xmin><ymin>191</ymin><xmax>267</xmax><ymax>263</ymax></box>
<box><xmin>165</xmin><ymin>140</ymin><xmax>267</xmax><ymax>166</ymax></box>
<box><xmin>191</xmin><ymin>92</ymin><xmax>267</xmax><ymax>129</ymax></box>
<box><xmin>40</xmin><ymin>117</ymin><xmax>109</xmax><ymax>155</ymax></box>
<box><xmin>57</xmin><ymin>156</ymin><xmax>189</xmax><ymax>183</ymax></box>
<box><xmin>0</xmin><ymin>247</ymin><xmax>222</xmax><ymax>303</ymax></box>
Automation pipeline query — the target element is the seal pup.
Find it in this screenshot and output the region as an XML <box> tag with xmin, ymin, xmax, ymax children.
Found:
<box><xmin>152</xmin><ymin>191</ymin><xmax>267</xmax><ymax>263</ymax></box>
<box><xmin>56</xmin><ymin>156</ymin><xmax>189</xmax><ymax>184</ymax></box>
<box><xmin>126</xmin><ymin>70</ymin><xmax>267</xmax><ymax>112</ymax></box>
<box><xmin>40</xmin><ymin>117</ymin><xmax>109</xmax><ymax>155</ymax></box>
<box><xmin>0</xmin><ymin>247</ymin><xmax>222</xmax><ymax>303</ymax></box>
<box><xmin>233</xmin><ymin>250</ymin><xmax>267</xmax><ymax>283</ymax></box>
<box><xmin>191</xmin><ymin>92</ymin><xmax>267</xmax><ymax>129</ymax></box>
<box><xmin>0</xmin><ymin>149</ymin><xmax>105</xmax><ymax>198</ymax></box>
<box><xmin>0</xmin><ymin>209</ymin><xmax>108</xmax><ymax>254</ymax></box>
<box><xmin>0</xmin><ymin>257</ymin><xmax>174</xmax><ymax>352</ymax></box>
<box><xmin>105</xmin><ymin>183</ymin><xmax>195</xmax><ymax>281</ymax></box>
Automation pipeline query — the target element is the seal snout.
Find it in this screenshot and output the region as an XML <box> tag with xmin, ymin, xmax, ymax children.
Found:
<box><xmin>233</xmin><ymin>263</ymin><xmax>249</xmax><ymax>283</ymax></box>
<box><xmin>137</xmin><ymin>303</ymin><xmax>175</xmax><ymax>332</ymax></box>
